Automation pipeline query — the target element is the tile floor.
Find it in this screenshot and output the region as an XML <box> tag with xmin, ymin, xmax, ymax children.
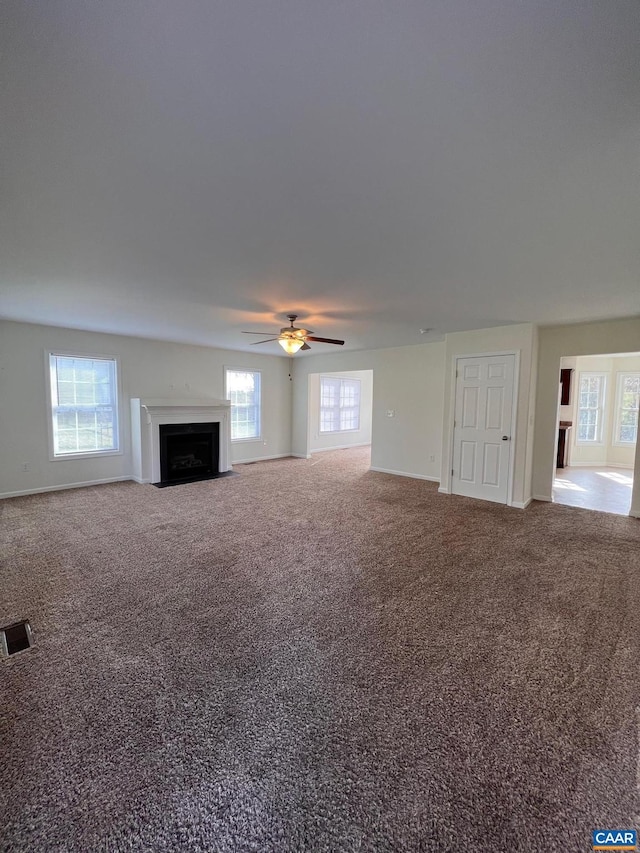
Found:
<box><xmin>552</xmin><ymin>466</ymin><xmax>634</xmax><ymax>515</ymax></box>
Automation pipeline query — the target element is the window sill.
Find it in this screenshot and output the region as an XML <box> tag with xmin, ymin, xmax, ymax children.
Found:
<box><xmin>50</xmin><ymin>449</ymin><xmax>123</xmax><ymax>462</ymax></box>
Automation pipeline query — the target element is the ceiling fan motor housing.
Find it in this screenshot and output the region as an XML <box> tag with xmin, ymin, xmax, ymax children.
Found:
<box><xmin>280</xmin><ymin>315</ymin><xmax>310</xmax><ymax>339</ymax></box>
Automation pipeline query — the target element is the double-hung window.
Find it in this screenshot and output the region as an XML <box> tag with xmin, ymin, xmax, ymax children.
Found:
<box><xmin>320</xmin><ymin>376</ymin><xmax>361</xmax><ymax>433</ymax></box>
<box><xmin>225</xmin><ymin>369</ymin><xmax>261</xmax><ymax>440</ymax></box>
<box><xmin>576</xmin><ymin>372</ymin><xmax>606</xmax><ymax>443</ymax></box>
<box><xmin>49</xmin><ymin>354</ymin><xmax>119</xmax><ymax>457</ymax></box>
<box><xmin>614</xmin><ymin>373</ymin><xmax>640</xmax><ymax>445</ymax></box>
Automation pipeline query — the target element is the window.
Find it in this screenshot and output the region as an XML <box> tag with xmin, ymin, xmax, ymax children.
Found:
<box><xmin>576</xmin><ymin>372</ymin><xmax>606</xmax><ymax>443</ymax></box>
<box><xmin>49</xmin><ymin>354</ymin><xmax>119</xmax><ymax>457</ymax></box>
<box><xmin>320</xmin><ymin>376</ymin><xmax>361</xmax><ymax>433</ymax></box>
<box><xmin>225</xmin><ymin>369</ymin><xmax>261</xmax><ymax>440</ymax></box>
<box><xmin>614</xmin><ymin>373</ymin><xmax>640</xmax><ymax>445</ymax></box>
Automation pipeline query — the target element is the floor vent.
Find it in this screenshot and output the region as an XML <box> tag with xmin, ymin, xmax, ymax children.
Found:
<box><xmin>1</xmin><ymin>621</ymin><xmax>33</xmax><ymax>657</ymax></box>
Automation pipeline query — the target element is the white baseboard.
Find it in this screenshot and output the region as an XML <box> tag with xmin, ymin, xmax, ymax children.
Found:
<box><xmin>290</xmin><ymin>452</ymin><xmax>312</xmax><ymax>459</ymax></box>
<box><xmin>0</xmin><ymin>476</ymin><xmax>133</xmax><ymax>500</ymax></box>
<box><xmin>511</xmin><ymin>497</ymin><xmax>533</xmax><ymax>509</ymax></box>
<box><xmin>233</xmin><ymin>453</ymin><xmax>291</xmax><ymax>465</ymax></box>
<box><xmin>310</xmin><ymin>442</ymin><xmax>370</xmax><ymax>454</ymax></box>
<box><xmin>629</xmin><ymin>508</ymin><xmax>640</xmax><ymax>519</ymax></box>
<box><xmin>532</xmin><ymin>494</ymin><xmax>552</xmax><ymax>502</ymax></box>
<box><xmin>370</xmin><ymin>466</ymin><xmax>439</xmax><ymax>483</ymax></box>
<box><xmin>562</xmin><ymin>462</ymin><xmax>633</xmax><ymax>470</ymax></box>
<box><xmin>562</xmin><ymin>461</ymin><xmax>606</xmax><ymax>468</ymax></box>
<box><xmin>436</xmin><ymin>488</ymin><xmax>533</xmax><ymax>508</ymax></box>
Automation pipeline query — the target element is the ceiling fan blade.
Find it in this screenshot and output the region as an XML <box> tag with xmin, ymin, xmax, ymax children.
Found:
<box><xmin>242</xmin><ymin>330</ymin><xmax>278</xmax><ymax>335</ymax></box>
<box><xmin>300</xmin><ymin>342</ymin><xmax>311</xmax><ymax>350</ymax></box>
<box><xmin>250</xmin><ymin>338</ymin><xmax>279</xmax><ymax>345</ymax></box>
<box><xmin>305</xmin><ymin>336</ymin><xmax>345</xmax><ymax>345</ymax></box>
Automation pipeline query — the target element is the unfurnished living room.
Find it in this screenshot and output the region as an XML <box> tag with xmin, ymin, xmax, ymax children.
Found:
<box><xmin>1</xmin><ymin>3</ymin><xmax>639</xmax><ymax>852</ymax></box>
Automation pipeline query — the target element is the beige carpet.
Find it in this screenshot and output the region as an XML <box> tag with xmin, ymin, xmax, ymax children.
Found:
<box><xmin>1</xmin><ymin>447</ymin><xmax>639</xmax><ymax>852</ymax></box>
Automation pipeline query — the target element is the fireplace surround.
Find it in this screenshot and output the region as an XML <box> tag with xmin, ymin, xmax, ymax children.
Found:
<box><xmin>131</xmin><ymin>399</ymin><xmax>232</xmax><ymax>485</ymax></box>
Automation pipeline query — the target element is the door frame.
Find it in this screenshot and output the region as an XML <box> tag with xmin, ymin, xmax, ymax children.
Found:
<box><xmin>447</xmin><ymin>350</ymin><xmax>520</xmax><ymax>507</ymax></box>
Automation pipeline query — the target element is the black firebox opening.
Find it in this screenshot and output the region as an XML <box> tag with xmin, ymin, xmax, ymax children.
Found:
<box><xmin>159</xmin><ymin>422</ymin><xmax>219</xmax><ymax>485</ymax></box>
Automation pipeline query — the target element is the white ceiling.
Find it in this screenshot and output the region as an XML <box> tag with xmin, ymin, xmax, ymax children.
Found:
<box><xmin>1</xmin><ymin>0</ymin><xmax>639</xmax><ymax>356</ymax></box>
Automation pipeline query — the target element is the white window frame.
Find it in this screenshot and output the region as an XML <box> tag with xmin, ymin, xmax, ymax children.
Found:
<box><xmin>319</xmin><ymin>375</ymin><xmax>361</xmax><ymax>434</ymax></box>
<box><xmin>46</xmin><ymin>351</ymin><xmax>122</xmax><ymax>460</ymax></box>
<box><xmin>576</xmin><ymin>371</ymin><xmax>607</xmax><ymax>445</ymax></box>
<box><xmin>613</xmin><ymin>371</ymin><xmax>640</xmax><ymax>447</ymax></box>
<box><xmin>224</xmin><ymin>367</ymin><xmax>262</xmax><ymax>442</ymax></box>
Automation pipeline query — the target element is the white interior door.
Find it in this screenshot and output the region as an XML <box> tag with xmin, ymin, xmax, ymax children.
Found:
<box><xmin>451</xmin><ymin>355</ymin><xmax>515</xmax><ymax>504</ymax></box>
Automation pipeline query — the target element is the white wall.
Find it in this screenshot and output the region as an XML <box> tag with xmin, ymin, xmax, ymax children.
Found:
<box><xmin>439</xmin><ymin>323</ymin><xmax>538</xmax><ymax>508</ymax></box>
<box><xmin>292</xmin><ymin>343</ymin><xmax>445</xmax><ymax>481</ymax></box>
<box><xmin>0</xmin><ymin>320</ymin><xmax>292</xmax><ymax>497</ymax></box>
<box><xmin>532</xmin><ymin>316</ymin><xmax>640</xmax><ymax>516</ymax></box>
<box><xmin>308</xmin><ymin>370</ymin><xmax>373</xmax><ymax>452</ymax></box>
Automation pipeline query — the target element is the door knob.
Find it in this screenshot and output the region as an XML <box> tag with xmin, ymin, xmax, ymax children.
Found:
<box><xmin>502</xmin><ymin>435</ymin><xmax>509</xmax><ymax>441</ymax></box>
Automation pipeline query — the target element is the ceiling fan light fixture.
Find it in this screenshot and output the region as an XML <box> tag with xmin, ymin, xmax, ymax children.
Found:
<box><xmin>278</xmin><ymin>337</ymin><xmax>304</xmax><ymax>354</ymax></box>
<box><xmin>243</xmin><ymin>315</ymin><xmax>342</xmax><ymax>352</ymax></box>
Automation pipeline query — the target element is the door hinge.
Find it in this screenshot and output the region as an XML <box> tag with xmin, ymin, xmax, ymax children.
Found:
<box><xmin>451</xmin><ymin>469</ymin><xmax>454</xmax><ymax>476</ymax></box>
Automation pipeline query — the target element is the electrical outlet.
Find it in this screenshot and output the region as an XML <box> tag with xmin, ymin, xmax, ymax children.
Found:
<box><xmin>21</xmin><ymin>462</ymin><xmax>31</xmax><ymax>472</ymax></box>
<box><xmin>429</xmin><ymin>454</ymin><xmax>435</xmax><ymax>462</ymax></box>
<box><xmin>386</xmin><ymin>409</ymin><xmax>395</xmax><ymax>418</ymax></box>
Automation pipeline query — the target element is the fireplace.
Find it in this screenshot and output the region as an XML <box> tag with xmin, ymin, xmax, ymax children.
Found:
<box><xmin>159</xmin><ymin>422</ymin><xmax>219</xmax><ymax>485</ymax></box>
<box><xmin>130</xmin><ymin>398</ymin><xmax>232</xmax><ymax>485</ymax></box>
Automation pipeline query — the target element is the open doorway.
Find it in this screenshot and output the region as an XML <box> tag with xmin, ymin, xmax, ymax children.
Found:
<box><xmin>307</xmin><ymin>370</ymin><xmax>373</xmax><ymax>457</ymax></box>
<box><xmin>552</xmin><ymin>353</ymin><xmax>639</xmax><ymax>515</ymax></box>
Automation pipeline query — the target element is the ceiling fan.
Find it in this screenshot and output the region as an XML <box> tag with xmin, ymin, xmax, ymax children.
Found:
<box><xmin>242</xmin><ymin>314</ymin><xmax>345</xmax><ymax>354</ymax></box>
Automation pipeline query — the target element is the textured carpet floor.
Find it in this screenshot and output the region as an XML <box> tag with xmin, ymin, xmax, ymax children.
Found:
<box><xmin>1</xmin><ymin>447</ymin><xmax>639</xmax><ymax>852</ymax></box>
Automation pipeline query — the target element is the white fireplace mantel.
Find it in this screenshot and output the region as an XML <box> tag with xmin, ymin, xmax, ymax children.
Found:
<box><xmin>131</xmin><ymin>398</ymin><xmax>232</xmax><ymax>484</ymax></box>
